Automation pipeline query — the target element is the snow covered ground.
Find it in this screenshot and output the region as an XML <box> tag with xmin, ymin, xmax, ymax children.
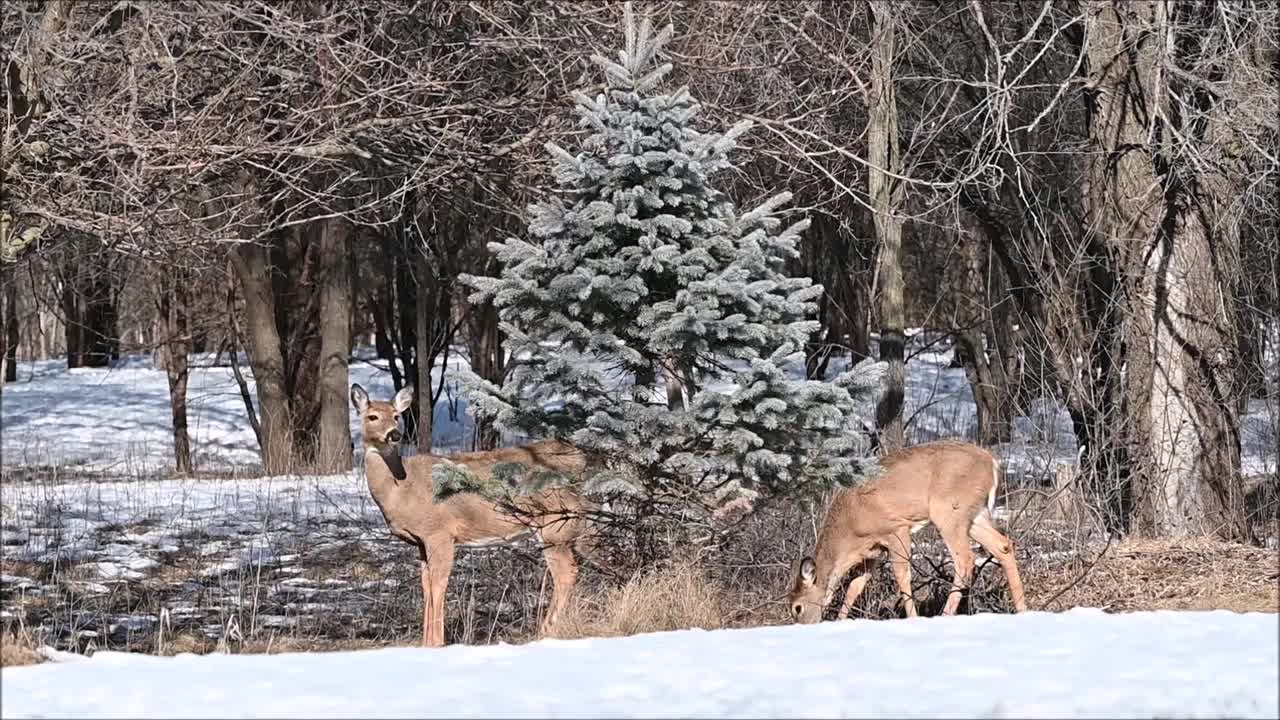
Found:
<box><xmin>0</xmin><ymin>467</ymin><xmax>427</xmax><ymax>646</ymax></box>
<box><xmin>0</xmin><ymin>349</ymin><xmax>478</xmax><ymax>471</ymax></box>
<box><xmin>3</xmin><ymin>338</ymin><xmax>1274</xmax><ymax>479</ymax></box>
<box><xmin>1</xmin><ymin>468</ymin><xmax>374</xmax><ymax>568</ymax></box>
<box><xmin>2</xmin><ymin>608</ymin><xmax>1277</xmax><ymax>719</ymax></box>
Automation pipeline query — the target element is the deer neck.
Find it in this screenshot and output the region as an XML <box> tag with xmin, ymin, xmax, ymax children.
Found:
<box><xmin>814</xmin><ymin>492</ymin><xmax>875</xmax><ymax>602</ymax></box>
<box><xmin>363</xmin><ymin>446</ymin><xmax>408</xmax><ymax>515</ymax></box>
<box><xmin>812</xmin><ymin>543</ymin><xmax>845</xmax><ymax>600</ymax></box>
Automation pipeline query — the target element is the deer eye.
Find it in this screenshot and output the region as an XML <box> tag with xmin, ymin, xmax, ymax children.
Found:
<box><xmin>367</xmin><ymin>414</ymin><xmax>380</xmax><ymax>422</ymax></box>
<box><xmin>792</xmin><ymin>604</ymin><xmax>802</xmax><ymax>616</ymax></box>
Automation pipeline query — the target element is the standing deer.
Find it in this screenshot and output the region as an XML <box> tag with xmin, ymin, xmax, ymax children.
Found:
<box><xmin>787</xmin><ymin>440</ymin><xmax>1028</xmax><ymax>624</ymax></box>
<box><xmin>351</xmin><ymin>383</ymin><xmax>595</xmax><ymax>647</ymax></box>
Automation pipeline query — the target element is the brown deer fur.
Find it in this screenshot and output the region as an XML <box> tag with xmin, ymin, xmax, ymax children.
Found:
<box><xmin>787</xmin><ymin>440</ymin><xmax>1028</xmax><ymax>623</ymax></box>
<box><xmin>351</xmin><ymin>383</ymin><xmax>595</xmax><ymax>647</ymax></box>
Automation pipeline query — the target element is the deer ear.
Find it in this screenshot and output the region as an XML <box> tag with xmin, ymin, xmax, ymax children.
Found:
<box><xmin>350</xmin><ymin>384</ymin><xmax>369</xmax><ymax>412</ymax></box>
<box><xmin>393</xmin><ymin>386</ymin><xmax>415</xmax><ymax>414</ymax></box>
<box><xmin>799</xmin><ymin>557</ymin><xmax>816</xmax><ymax>586</ymax></box>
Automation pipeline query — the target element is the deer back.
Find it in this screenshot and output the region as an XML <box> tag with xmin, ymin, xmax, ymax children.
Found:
<box><xmin>444</xmin><ymin>440</ymin><xmax>588</xmax><ymax>482</ymax></box>
<box><xmin>429</xmin><ymin>440</ymin><xmax>590</xmax><ymax>545</ymax></box>
<box><xmin>824</xmin><ymin>440</ymin><xmax>998</xmax><ymax>545</ymax></box>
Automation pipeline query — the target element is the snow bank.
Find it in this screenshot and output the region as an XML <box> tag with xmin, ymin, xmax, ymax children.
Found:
<box><xmin>2</xmin><ymin>608</ymin><xmax>1276</xmax><ymax>719</ymax></box>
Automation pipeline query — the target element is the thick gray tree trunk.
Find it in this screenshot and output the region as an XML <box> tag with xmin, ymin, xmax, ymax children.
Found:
<box><xmin>231</xmin><ymin>242</ymin><xmax>295</xmax><ymax>475</ymax></box>
<box><xmin>316</xmin><ymin>218</ymin><xmax>353</xmax><ymax>473</ymax></box>
<box><xmin>415</xmin><ymin>248</ymin><xmax>434</xmax><ymax>454</ymax></box>
<box><xmin>1083</xmin><ymin>0</ymin><xmax>1245</xmax><ymax>539</ymax></box>
<box><xmin>868</xmin><ymin>2</ymin><xmax>906</xmax><ymax>452</ymax></box>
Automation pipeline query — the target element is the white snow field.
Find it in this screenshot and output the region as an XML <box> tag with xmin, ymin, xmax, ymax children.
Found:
<box><xmin>2</xmin><ymin>608</ymin><xmax>1277</xmax><ymax>719</ymax></box>
<box><xmin>2</xmin><ymin>336</ymin><xmax>1275</xmax><ymax>479</ymax></box>
<box><xmin>0</xmin><ymin>350</ymin><xmax>479</xmax><ymax>471</ymax></box>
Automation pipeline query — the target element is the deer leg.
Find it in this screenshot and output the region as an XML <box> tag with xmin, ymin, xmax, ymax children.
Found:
<box><xmin>940</xmin><ymin>524</ymin><xmax>976</xmax><ymax>616</ymax></box>
<box><xmin>424</xmin><ymin>537</ymin><xmax>455</xmax><ymax>647</ymax></box>
<box><xmin>884</xmin><ymin>530</ymin><xmax>917</xmax><ymax>618</ymax></box>
<box><xmin>418</xmin><ymin>556</ymin><xmax>432</xmax><ymax>647</ymax></box>
<box><xmin>837</xmin><ymin>573</ymin><xmax>872</xmax><ymax>620</ymax></box>
<box><xmin>539</xmin><ymin>544</ymin><xmax>578</xmax><ymax>635</ymax></box>
<box><xmin>836</xmin><ymin>557</ymin><xmax>881</xmax><ymax>620</ymax></box>
<box><xmin>969</xmin><ymin>511</ymin><xmax>1028</xmax><ymax>612</ymax></box>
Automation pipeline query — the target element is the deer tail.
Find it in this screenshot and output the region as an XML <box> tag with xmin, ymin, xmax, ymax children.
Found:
<box><xmin>988</xmin><ymin>457</ymin><xmax>1000</xmax><ymax>513</ymax></box>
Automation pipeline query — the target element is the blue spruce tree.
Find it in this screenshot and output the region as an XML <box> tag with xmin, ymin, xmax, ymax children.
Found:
<box><xmin>460</xmin><ymin>3</ymin><xmax>881</xmax><ymax>519</ymax></box>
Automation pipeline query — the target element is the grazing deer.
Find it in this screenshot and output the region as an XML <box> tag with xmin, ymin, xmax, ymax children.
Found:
<box><xmin>350</xmin><ymin>383</ymin><xmax>595</xmax><ymax>647</ymax></box>
<box><xmin>787</xmin><ymin>440</ymin><xmax>1028</xmax><ymax>624</ymax></box>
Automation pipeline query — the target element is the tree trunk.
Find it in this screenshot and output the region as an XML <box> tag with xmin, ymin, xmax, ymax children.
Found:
<box><xmin>395</xmin><ymin>229</ymin><xmax>419</xmax><ymax>440</ymax></box>
<box><xmin>62</xmin><ymin>269</ymin><xmax>85</xmax><ymax>369</ymax></box>
<box><xmin>2</xmin><ymin>266</ymin><xmax>17</xmax><ymax>383</ymax></box>
<box><xmin>961</xmin><ymin>192</ymin><xmax>1061</xmax><ymax>408</ymax></box>
<box><xmin>159</xmin><ymin>269</ymin><xmax>193</xmax><ymax>476</ymax></box>
<box><xmin>1141</xmin><ymin>203</ymin><xmax>1245</xmax><ymax>538</ymax></box>
<box><xmin>316</xmin><ymin>218</ymin><xmax>353</xmax><ymax>473</ymax></box>
<box><xmin>231</xmin><ymin>242</ymin><xmax>294</xmax><ymax>475</ymax></box>
<box><xmin>414</xmin><ymin>243</ymin><xmax>445</xmax><ymax>454</ymax></box>
<box><xmin>57</xmin><ymin>243</ymin><xmax>118</xmax><ymax>370</ymax></box>
<box><xmin>372</xmin><ymin>232</ymin><xmax>402</xmax><ymax>388</ymax></box>
<box><xmin>274</xmin><ymin>224</ymin><xmax>322</xmax><ymax>463</ymax></box>
<box><xmin>1083</xmin><ymin>0</ymin><xmax>1245</xmax><ymax>539</ymax></box>
<box><xmin>37</xmin><ymin>305</ymin><xmax>50</xmax><ymax>361</ymax></box>
<box><xmin>414</xmin><ymin>207</ymin><xmax>462</xmax><ymax>453</ymax></box>
<box><xmin>868</xmin><ymin>3</ymin><xmax>906</xmax><ymax>452</ymax></box>
<box><xmin>663</xmin><ymin>361</ymin><xmax>686</xmax><ymax>411</ymax></box>
<box><xmin>226</xmin><ymin>273</ymin><xmax>264</xmax><ymax>452</ymax></box>
<box><xmin>950</xmin><ymin>230</ymin><xmax>1013</xmax><ymax>445</ymax></box>
<box><xmin>469</xmin><ymin>302</ymin><xmax>505</xmax><ymax>450</ymax></box>
<box><xmin>82</xmin><ymin>269</ymin><xmax>117</xmax><ymax>367</ymax></box>
<box><xmin>953</xmin><ymin>330</ymin><xmax>1010</xmax><ymax>446</ymax></box>
<box><xmin>987</xmin><ymin>285</ymin><xmax>1023</xmax><ymax>414</ymax></box>
<box><xmin>804</xmin><ymin>213</ymin><xmax>865</xmax><ymax>380</ymax></box>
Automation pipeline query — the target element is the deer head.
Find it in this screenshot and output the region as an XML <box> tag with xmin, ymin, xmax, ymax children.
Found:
<box><xmin>787</xmin><ymin>556</ymin><xmax>824</xmax><ymax>624</ymax></box>
<box><xmin>351</xmin><ymin>383</ymin><xmax>414</xmax><ymax>453</ymax></box>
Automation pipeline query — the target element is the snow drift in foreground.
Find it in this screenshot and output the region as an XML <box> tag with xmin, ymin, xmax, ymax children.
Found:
<box><xmin>3</xmin><ymin>609</ymin><xmax>1276</xmax><ymax>719</ymax></box>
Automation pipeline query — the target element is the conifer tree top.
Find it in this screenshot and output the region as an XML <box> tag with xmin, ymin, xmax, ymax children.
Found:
<box><xmin>459</xmin><ymin>2</ymin><xmax>880</xmax><ymax>521</ymax></box>
<box><xmin>591</xmin><ymin>2</ymin><xmax>675</xmax><ymax>93</ymax></box>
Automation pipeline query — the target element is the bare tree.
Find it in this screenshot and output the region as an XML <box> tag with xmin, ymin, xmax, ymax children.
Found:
<box><xmin>1</xmin><ymin>265</ymin><xmax>16</xmax><ymax>385</ymax></box>
<box><xmin>316</xmin><ymin>217</ymin><xmax>353</xmax><ymax>473</ymax></box>
<box><xmin>868</xmin><ymin>2</ymin><xmax>907</xmax><ymax>452</ymax></box>
<box><xmin>155</xmin><ymin>266</ymin><xmax>194</xmax><ymax>475</ymax></box>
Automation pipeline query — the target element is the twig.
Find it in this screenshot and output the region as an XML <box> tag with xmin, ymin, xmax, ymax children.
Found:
<box><xmin>1037</xmin><ymin>531</ymin><xmax>1114</xmax><ymax>612</ymax></box>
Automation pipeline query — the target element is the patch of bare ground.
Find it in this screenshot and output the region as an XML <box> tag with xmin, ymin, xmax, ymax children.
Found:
<box><xmin>301</xmin><ymin>542</ymin><xmax>387</xmax><ymax>584</ymax></box>
<box><xmin>1030</xmin><ymin>538</ymin><xmax>1279</xmax><ymax>614</ymax></box>
<box><xmin>548</xmin><ymin>560</ymin><xmax>724</xmax><ymax>640</ymax></box>
<box><xmin>1</xmin><ymin>629</ymin><xmax>43</xmax><ymax>667</ymax></box>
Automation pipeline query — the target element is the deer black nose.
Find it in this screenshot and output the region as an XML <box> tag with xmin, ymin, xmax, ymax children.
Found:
<box><xmin>386</xmin><ymin>429</ymin><xmax>402</xmax><ymax>443</ymax></box>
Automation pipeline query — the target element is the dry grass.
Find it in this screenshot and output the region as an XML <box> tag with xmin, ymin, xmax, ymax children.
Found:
<box><xmin>153</xmin><ymin>632</ymin><xmax>400</xmax><ymax>656</ymax></box>
<box><xmin>548</xmin><ymin>560</ymin><xmax>725</xmax><ymax>640</ymax></box>
<box><xmin>1</xmin><ymin>629</ymin><xmax>43</xmax><ymax>668</ymax></box>
<box><xmin>1028</xmin><ymin>537</ymin><xmax>1280</xmax><ymax>614</ymax></box>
